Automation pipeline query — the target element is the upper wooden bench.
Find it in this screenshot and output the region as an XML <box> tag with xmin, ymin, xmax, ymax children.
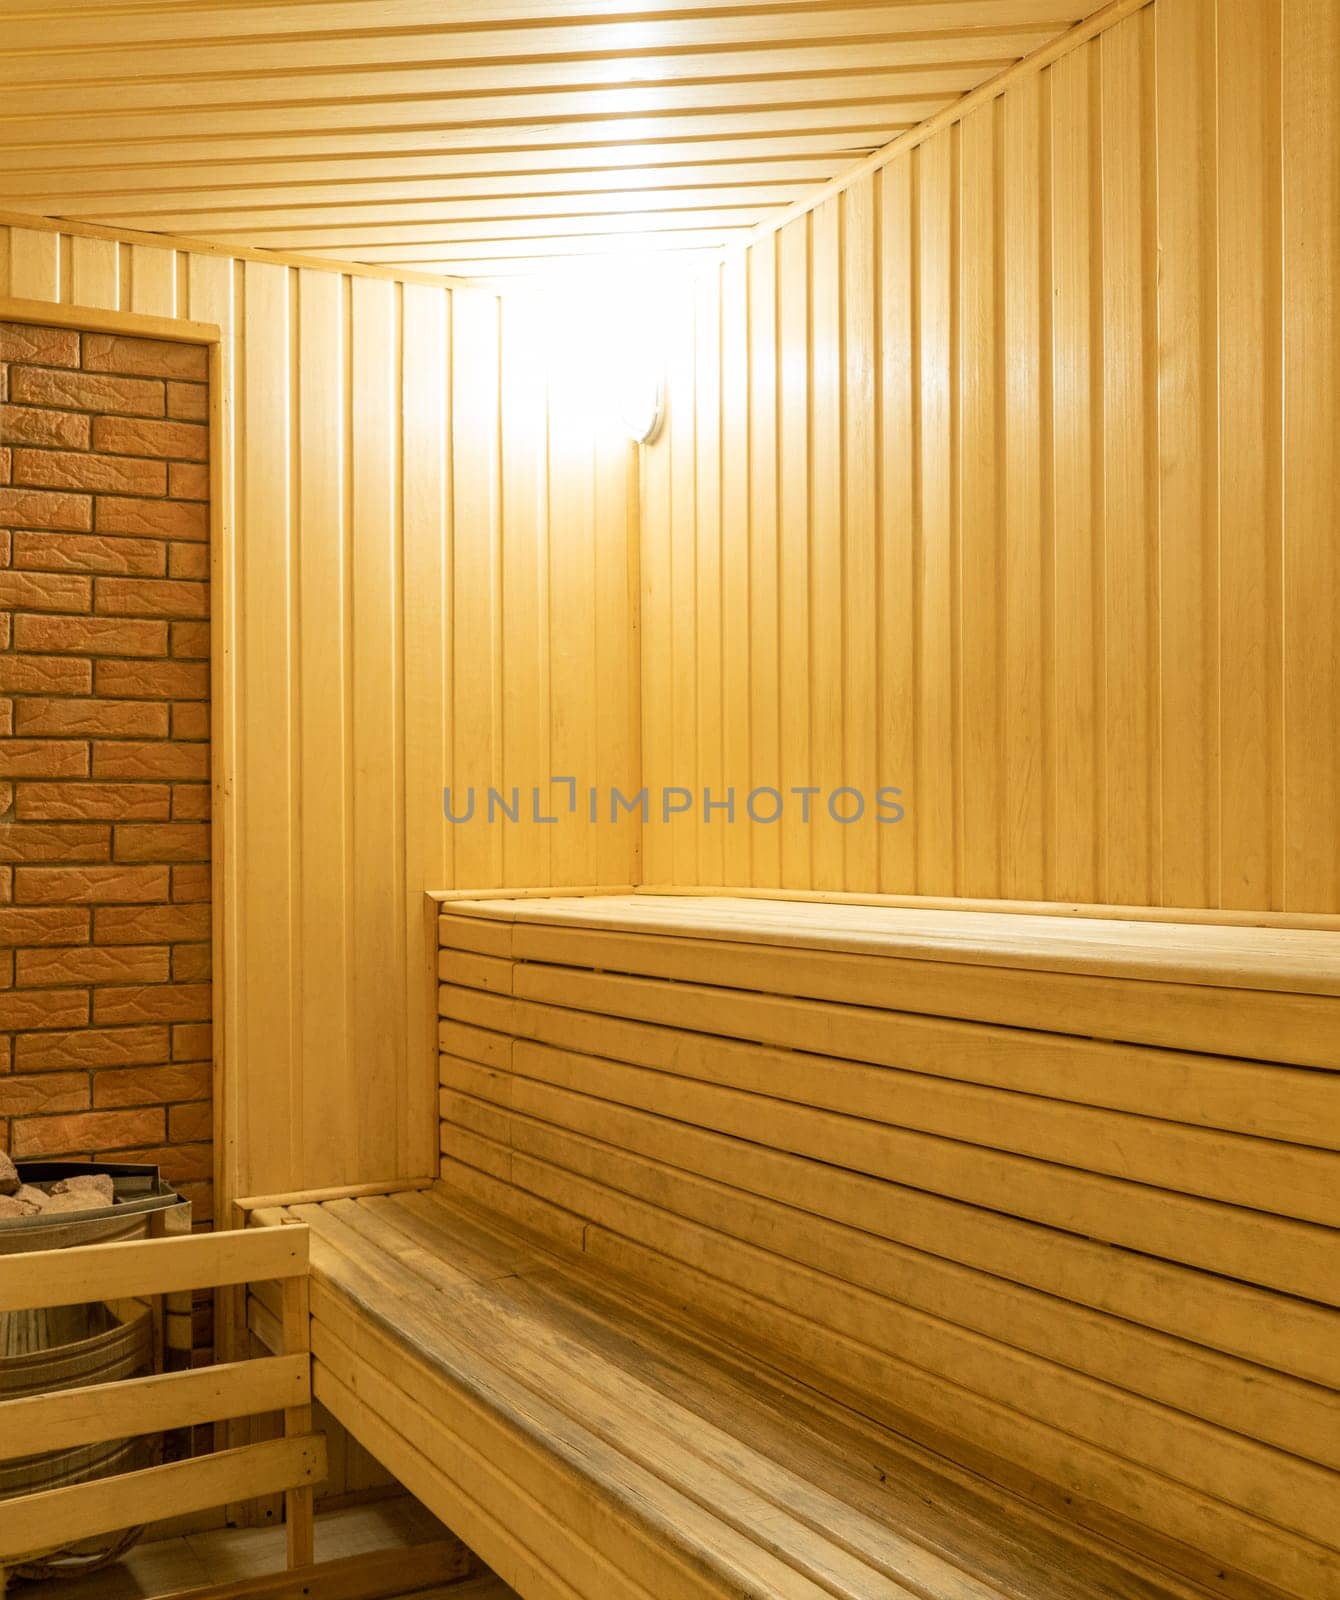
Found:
<box><xmin>282</xmin><ymin>893</ymin><xmax>1340</xmax><ymax>1600</ymax></box>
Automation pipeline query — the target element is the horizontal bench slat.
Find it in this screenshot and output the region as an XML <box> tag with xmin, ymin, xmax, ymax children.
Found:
<box><xmin>485</xmin><ymin>1040</ymin><xmax>1340</xmax><ymax>1303</ymax></box>
<box><xmin>439</xmin><ymin>985</ymin><xmax>1340</xmax><ymax>1217</ymax></box>
<box><xmin>0</xmin><ymin>1224</ymin><xmax>309</xmax><ymax>1313</ymax></box>
<box><xmin>443</xmin><ymin>1085</ymin><xmax>1340</xmax><ymax>1389</ymax></box>
<box><xmin>0</xmin><ymin>1435</ymin><xmax>325</xmax><ymax>1563</ymax></box>
<box><xmin>431</xmin><ymin>1163</ymin><xmax>1339</xmax><ymax>1600</ymax></box>
<box><xmin>441</xmin><ymin>898</ymin><xmax>1340</xmax><ymax>994</ymax></box>
<box><xmin>431</xmin><ymin>895</ymin><xmax>1340</xmax><ymax>1599</ymax></box>
<box><xmin>497</xmin><ymin>925</ymin><xmax>1340</xmax><ymax>1066</ymax></box>
<box><xmin>311</xmin><ymin>1206</ymin><xmax>1016</xmax><ymax>1600</ymax></box>
<box><xmin>299</xmin><ymin>1227</ymin><xmax>787</xmax><ymax>1600</ymax></box>
<box><xmin>313</xmin><ymin>1353</ymin><xmax>646</xmax><ymax>1600</ymax></box>
<box><xmin>0</xmin><ymin>1353</ymin><xmax>310</xmax><ymax>1462</ymax></box>
<box><xmin>433</xmin><ymin>1096</ymin><xmax>1340</xmax><ymax>1539</ymax></box>
<box><xmin>304</xmin><ymin>1198</ymin><xmax>1142</xmax><ymax>1600</ymax></box>
<box><xmin>435</xmin><ymin>1083</ymin><xmax>1340</xmax><ymax>1463</ymax></box>
<box><xmin>441</xmin><ymin>966</ymin><xmax>1340</xmax><ymax>1150</ymax></box>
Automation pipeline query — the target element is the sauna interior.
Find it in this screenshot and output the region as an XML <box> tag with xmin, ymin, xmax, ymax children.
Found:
<box><xmin>0</xmin><ymin>1</ymin><xmax>1337</xmax><ymax>1598</ymax></box>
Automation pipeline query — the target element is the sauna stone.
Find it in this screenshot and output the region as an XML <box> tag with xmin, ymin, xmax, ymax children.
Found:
<box><xmin>51</xmin><ymin>1174</ymin><xmax>115</xmax><ymax>1204</ymax></box>
<box><xmin>0</xmin><ymin>1195</ymin><xmax>35</xmax><ymax>1219</ymax></box>
<box><xmin>0</xmin><ymin>1152</ymin><xmax>18</xmax><ymax>1195</ymax></box>
<box><xmin>12</xmin><ymin>1186</ymin><xmax>50</xmax><ymax>1212</ymax></box>
<box><xmin>44</xmin><ymin>1190</ymin><xmax>106</xmax><ymax>1215</ymax></box>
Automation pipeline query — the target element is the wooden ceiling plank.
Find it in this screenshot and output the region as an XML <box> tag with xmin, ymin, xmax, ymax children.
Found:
<box><xmin>0</xmin><ymin>0</ymin><xmax>1084</xmax><ymax>52</ymax></box>
<box><xmin>62</xmin><ymin>206</ymin><xmax>803</xmax><ymax>248</ymax></box>
<box><xmin>0</xmin><ymin>76</ymin><xmax>993</xmax><ymax>152</ymax></box>
<box><xmin>357</xmin><ymin>227</ymin><xmax>749</xmax><ymax>261</ymax></box>
<box><xmin>208</xmin><ymin>207</ymin><xmax>785</xmax><ymax>250</ymax></box>
<box><xmin>0</xmin><ymin>0</ymin><xmax>1109</xmax><ymax>285</ymax></box>
<box><xmin>0</xmin><ymin>36</ymin><xmax>1062</xmax><ymax>120</ymax></box>
<box><xmin>26</xmin><ymin>166</ymin><xmax>918</xmax><ymax>223</ymax></box>
<box><xmin>68</xmin><ymin>193</ymin><xmax>816</xmax><ymax>239</ymax></box>
<box><xmin>0</xmin><ymin>6</ymin><xmax>1082</xmax><ymax>83</ymax></box>
<box><xmin>0</xmin><ymin>138</ymin><xmax>916</xmax><ymax>197</ymax></box>
<box><xmin>0</xmin><ymin>133</ymin><xmax>918</xmax><ymax>187</ymax></box>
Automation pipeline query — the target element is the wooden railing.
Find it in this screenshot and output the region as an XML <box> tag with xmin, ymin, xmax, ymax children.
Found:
<box><xmin>0</xmin><ymin>1225</ymin><xmax>325</xmax><ymax>1588</ymax></box>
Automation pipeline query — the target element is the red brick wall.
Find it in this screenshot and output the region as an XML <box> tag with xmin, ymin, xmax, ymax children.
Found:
<box><xmin>0</xmin><ymin>319</ymin><xmax>212</xmax><ymax>1229</ymax></box>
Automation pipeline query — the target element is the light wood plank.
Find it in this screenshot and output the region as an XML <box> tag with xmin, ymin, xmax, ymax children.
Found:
<box><xmin>129</xmin><ymin>243</ymin><xmax>178</xmax><ymax>315</ymax></box>
<box><xmin>0</xmin><ymin>1354</ymin><xmax>310</xmax><ymax>1462</ymax></box>
<box><xmin>296</xmin><ymin>265</ymin><xmax>352</xmax><ymax>1189</ymax></box>
<box><xmin>0</xmin><ymin>1225</ymin><xmax>308</xmax><ymax>1313</ymax></box>
<box><xmin>1217</xmin><ymin>0</ymin><xmax>1284</xmax><ymax>909</ymax></box>
<box><xmin>69</xmin><ymin>233</ymin><xmax>119</xmax><ymax>309</ymax></box>
<box><xmin>349</xmin><ymin>274</ymin><xmax>406</xmax><ymax>1182</ymax></box>
<box><xmin>1154</xmin><ymin>0</ymin><xmax>1219</xmax><ymax>909</ymax></box>
<box><xmin>0</xmin><ymin>1438</ymin><xmax>326</xmax><ymax>1564</ymax></box>
<box><xmin>1282</xmin><ymin>0</ymin><xmax>1340</xmax><ymax>914</ymax></box>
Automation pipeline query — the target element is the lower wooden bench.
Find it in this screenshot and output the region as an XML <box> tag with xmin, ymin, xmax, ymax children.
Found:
<box><xmin>249</xmin><ymin>1186</ymin><xmax>1280</xmax><ymax>1600</ymax></box>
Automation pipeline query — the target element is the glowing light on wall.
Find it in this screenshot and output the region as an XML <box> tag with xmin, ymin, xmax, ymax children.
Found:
<box><xmin>524</xmin><ymin>261</ymin><xmax>676</xmax><ymax>443</ymax></box>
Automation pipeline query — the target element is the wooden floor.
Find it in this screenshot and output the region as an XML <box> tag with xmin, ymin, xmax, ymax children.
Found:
<box><xmin>16</xmin><ymin>1499</ymin><xmax>517</xmax><ymax>1600</ymax></box>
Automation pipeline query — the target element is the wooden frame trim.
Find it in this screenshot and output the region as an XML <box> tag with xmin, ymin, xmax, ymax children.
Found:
<box><xmin>426</xmin><ymin>884</ymin><xmax>635</xmax><ymax>904</ymax></box>
<box><xmin>0</xmin><ymin>295</ymin><xmax>220</xmax><ymax>345</ymax></box>
<box><xmin>233</xmin><ymin>1177</ymin><xmax>435</xmax><ymax>1217</ymax></box>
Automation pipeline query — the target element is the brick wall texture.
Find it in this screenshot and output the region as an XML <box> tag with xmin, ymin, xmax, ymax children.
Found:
<box><xmin>0</xmin><ymin>319</ymin><xmax>212</xmax><ymax>1231</ymax></box>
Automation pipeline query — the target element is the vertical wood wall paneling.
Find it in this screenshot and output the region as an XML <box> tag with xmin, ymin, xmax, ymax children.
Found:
<box><xmin>876</xmin><ymin>159</ymin><xmax>918</xmax><ymax>895</ymax></box>
<box><xmin>777</xmin><ymin>214</ymin><xmax>811</xmax><ymax>888</ymax></box>
<box><xmin>4</xmin><ymin>225</ymin><xmax>60</xmax><ymax>300</ymax></box>
<box><xmin>1156</xmin><ymin>0</ymin><xmax>1220</xmax><ymax>910</ymax></box>
<box><xmin>129</xmin><ymin>244</ymin><xmax>178</xmax><ymax>317</ymax></box>
<box><xmin>693</xmin><ymin>268</ymin><xmax>724</xmax><ymax>889</ymax></box>
<box><xmin>916</xmin><ymin>133</ymin><xmax>956</xmax><ymax>894</ymax></box>
<box><xmin>1218</xmin><ymin>0</ymin><xmax>1284</xmax><ymax>909</ymax></box>
<box><xmin>595</xmin><ymin>427</ymin><xmax>639</xmax><ymax>890</ymax></box>
<box><xmin>667</xmin><ymin>278</ymin><xmax>699</xmax><ymax>887</ymax></box>
<box><xmin>957</xmin><ymin>100</ymin><xmax>1003</xmax><ymax>898</ymax></box>
<box><xmin>188</xmin><ymin>249</ymin><xmax>239</xmax><ymax>1208</ymax></box>
<box><xmin>746</xmin><ymin>237</ymin><xmax>781</xmax><ymax>889</ymax></box>
<box><xmin>1283</xmin><ymin>0</ymin><xmax>1340</xmax><ymax>913</ymax></box>
<box><xmin>547</xmin><ymin>307</ymin><xmax>599</xmax><ymax>888</ymax></box>
<box><xmin>841</xmin><ymin>177</ymin><xmax>878</xmax><ymax>892</ymax></box>
<box><xmin>1048</xmin><ymin>42</ymin><xmax>1101</xmax><ymax>902</ymax></box>
<box><xmin>719</xmin><ymin>252</ymin><xmax>751</xmax><ymax>888</ymax></box>
<box><xmin>809</xmin><ymin>197</ymin><xmax>843</xmax><ymax>891</ymax></box>
<box><xmin>350</xmin><ymin>275</ymin><xmax>404</xmax><ymax>1179</ymax></box>
<box><xmin>1002</xmin><ymin>72</ymin><xmax>1049</xmax><ymax>900</ymax></box>
<box><xmin>0</xmin><ymin>216</ymin><xmax>640</xmax><ymax>1198</ymax></box>
<box><xmin>498</xmin><ymin>291</ymin><xmax>549</xmax><ymax>892</ymax></box>
<box><xmin>639</xmin><ymin>0</ymin><xmax>1340</xmax><ymax>913</ymax></box>
<box><xmin>295</xmin><ymin>266</ymin><xmax>350</xmax><ymax>1185</ymax></box>
<box><xmin>1098</xmin><ymin>8</ymin><xmax>1158</xmax><ymax>906</ymax></box>
<box><xmin>69</xmin><ymin>234</ymin><xmax>119</xmax><ymax>309</ymax></box>
<box><xmin>449</xmin><ymin>289</ymin><xmax>503</xmax><ymax>893</ymax></box>
<box><xmin>401</xmin><ymin>279</ymin><xmax>452</xmax><ymax>1177</ymax></box>
<box><xmin>238</xmin><ymin>259</ymin><xmax>298</xmax><ymax>1189</ymax></box>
